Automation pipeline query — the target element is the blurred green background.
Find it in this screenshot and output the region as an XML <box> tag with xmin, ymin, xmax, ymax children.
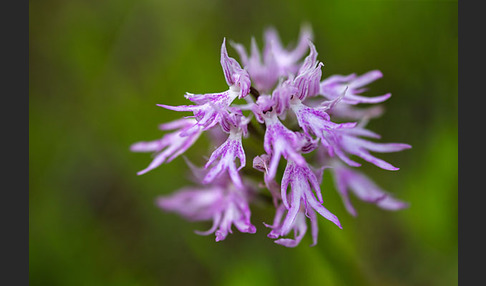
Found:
<box><xmin>29</xmin><ymin>0</ymin><xmax>457</xmax><ymax>285</ymax></box>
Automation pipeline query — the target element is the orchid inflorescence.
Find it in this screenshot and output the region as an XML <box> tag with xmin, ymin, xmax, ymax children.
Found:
<box><xmin>131</xmin><ymin>26</ymin><xmax>411</xmax><ymax>247</ymax></box>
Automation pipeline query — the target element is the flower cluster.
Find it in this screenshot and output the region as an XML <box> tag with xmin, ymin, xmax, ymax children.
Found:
<box><xmin>131</xmin><ymin>26</ymin><xmax>411</xmax><ymax>247</ymax></box>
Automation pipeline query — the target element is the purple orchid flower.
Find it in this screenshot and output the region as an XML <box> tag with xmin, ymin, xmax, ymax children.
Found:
<box><xmin>232</xmin><ymin>38</ymin><xmax>280</xmax><ymax>93</ymax></box>
<box><xmin>220</xmin><ymin>38</ymin><xmax>252</xmax><ymax>98</ymax></box>
<box><xmin>289</xmin><ymin>96</ymin><xmax>357</xmax><ymax>155</ymax></box>
<box><xmin>202</xmin><ymin>113</ymin><xmax>248</xmax><ymax>189</ymax></box>
<box><xmin>157</xmin><ymin>175</ymin><xmax>256</xmax><ymax>242</ymax></box>
<box><xmin>278</xmin><ymin>160</ymin><xmax>341</xmax><ymax>232</ymax></box>
<box><xmin>270</xmin><ymin>41</ymin><xmax>322</xmax><ymax>117</ymax></box>
<box><xmin>327</xmin><ymin>125</ymin><xmax>412</xmax><ymax>170</ymax></box>
<box><xmin>158</xmin><ymin>91</ymin><xmax>238</xmax><ymax>135</ymax></box>
<box><xmin>319</xmin><ymin>70</ymin><xmax>391</xmax><ymax>105</ymax></box>
<box><xmin>264</xmin><ymin>25</ymin><xmax>313</xmax><ymax>76</ymax></box>
<box><xmin>265</xmin><ymin>203</ymin><xmax>320</xmax><ymax>247</ymax></box>
<box><xmin>130</xmin><ymin>118</ymin><xmax>202</xmax><ymax>175</ymax></box>
<box><xmin>264</xmin><ymin>160</ymin><xmax>331</xmax><ymax>247</ymax></box>
<box><xmin>292</xmin><ymin>41</ymin><xmax>323</xmax><ymax>101</ymax></box>
<box><xmin>331</xmin><ymin>161</ymin><xmax>409</xmax><ymax>216</ymax></box>
<box><xmin>158</xmin><ymin>40</ymin><xmax>251</xmax><ymax>134</ymax></box>
<box><xmin>253</xmin><ymin>95</ymin><xmax>308</xmax><ymax>179</ymax></box>
<box><xmin>233</xmin><ymin>25</ymin><xmax>314</xmax><ymax>94</ymax></box>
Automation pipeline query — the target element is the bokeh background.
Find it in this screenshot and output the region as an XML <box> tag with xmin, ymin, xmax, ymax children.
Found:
<box><xmin>30</xmin><ymin>0</ymin><xmax>457</xmax><ymax>285</ymax></box>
